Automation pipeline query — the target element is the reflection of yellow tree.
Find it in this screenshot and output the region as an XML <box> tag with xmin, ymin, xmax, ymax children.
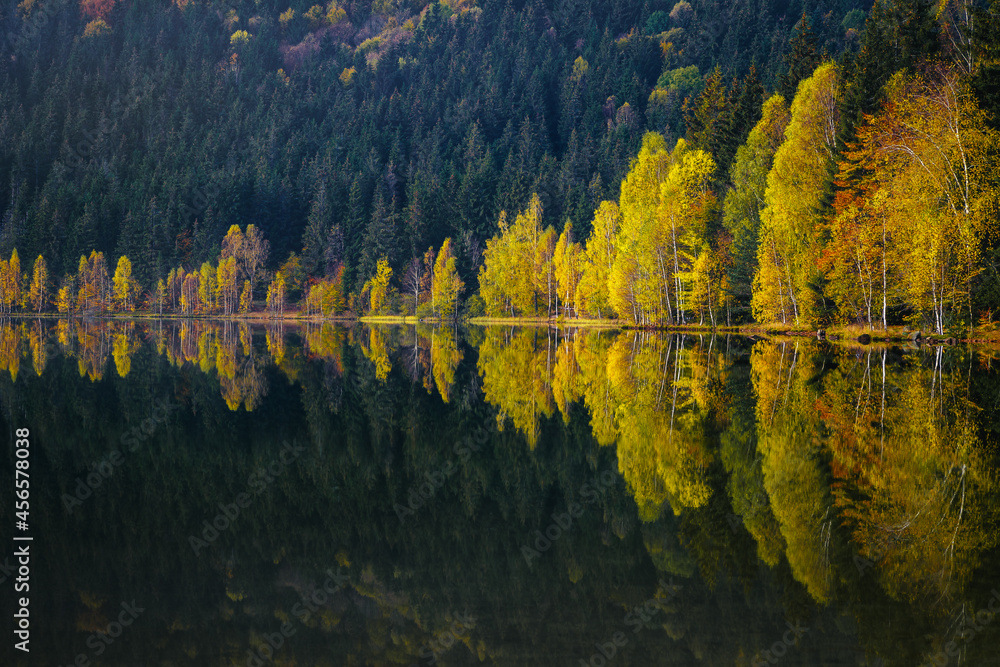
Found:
<box><xmin>574</xmin><ymin>330</ymin><xmax>618</xmax><ymax>445</ymax></box>
<box><xmin>719</xmin><ymin>358</ymin><xmax>786</xmax><ymax>567</ymax></box>
<box><xmin>477</xmin><ymin>327</ymin><xmax>556</xmax><ymax>448</ymax></box>
<box><xmin>56</xmin><ymin>319</ymin><xmax>72</xmax><ymax>350</ymax></box>
<box><xmin>0</xmin><ymin>321</ymin><xmax>23</xmax><ymax>381</ymax></box>
<box><xmin>178</xmin><ymin>321</ymin><xmax>198</xmax><ymax>366</ymax></box>
<box><xmin>821</xmin><ymin>346</ymin><xmax>997</xmax><ymax>604</ymax></box>
<box><xmin>216</xmin><ymin>326</ymin><xmax>236</xmax><ymax>381</ymax></box>
<box><xmin>266</xmin><ymin>325</ymin><xmax>286</xmax><ymax>366</ymax></box>
<box><xmin>476</xmin><ymin>328</ymin><xmax>720</xmax><ymax>513</ymax></box>
<box><xmin>752</xmin><ymin>341</ymin><xmax>834</xmax><ymax>603</ymax></box>
<box><xmin>219</xmin><ymin>360</ymin><xmax>268</xmax><ymax>411</ymax></box>
<box><xmin>147</xmin><ymin>321</ymin><xmax>271</xmax><ymax>411</ymax></box>
<box><xmin>551</xmin><ymin>331</ymin><xmax>582</xmax><ymax>423</ymax></box>
<box><xmin>362</xmin><ymin>327</ymin><xmax>392</xmax><ymax>382</ymax></box>
<box><xmin>239</xmin><ymin>323</ymin><xmax>252</xmax><ymax>357</ymax></box>
<box><xmin>112</xmin><ymin>324</ymin><xmax>137</xmax><ymax>378</ymax></box>
<box><xmin>476</xmin><ymin>329</ymin><xmax>721</xmax><ymax>501</ymax></box>
<box><xmin>215</xmin><ymin>324</ymin><xmax>268</xmax><ymax>411</ymax></box>
<box><xmin>304</xmin><ymin>322</ymin><xmax>344</xmax><ymax>374</ymax></box>
<box><xmin>75</xmin><ymin>321</ymin><xmax>107</xmax><ymax>381</ymax></box>
<box><xmin>430</xmin><ymin>327</ymin><xmax>462</xmax><ymax>403</ymax></box>
<box><xmin>198</xmin><ymin>326</ymin><xmax>217</xmax><ymax>374</ymax></box>
<box><xmin>609</xmin><ymin>335</ymin><xmax>716</xmax><ymax>521</ymax></box>
<box><xmin>28</xmin><ymin>322</ymin><xmax>47</xmax><ymax>376</ymax></box>
<box><xmin>724</xmin><ymin>450</ymin><xmax>786</xmax><ymax>567</ymax></box>
<box><xmin>405</xmin><ymin>324</ymin><xmax>433</xmax><ymax>392</ymax></box>
<box><xmin>17</xmin><ymin>319</ymin><xmax>290</xmax><ymax>414</ymax></box>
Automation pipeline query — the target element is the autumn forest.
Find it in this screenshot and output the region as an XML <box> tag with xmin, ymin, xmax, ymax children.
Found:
<box><xmin>9</xmin><ymin>2</ymin><xmax>1000</xmax><ymax>665</ymax></box>
<box><xmin>4</xmin><ymin>0</ymin><xmax>1000</xmax><ymax>333</ymax></box>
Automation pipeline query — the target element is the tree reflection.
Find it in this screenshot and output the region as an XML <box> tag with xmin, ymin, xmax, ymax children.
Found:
<box><xmin>751</xmin><ymin>340</ymin><xmax>835</xmax><ymax>603</ymax></box>
<box><xmin>0</xmin><ymin>320</ymin><xmax>999</xmax><ymax>667</ymax></box>
<box><xmin>818</xmin><ymin>345</ymin><xmax>997</xmax><ymax>605</ymax></box>
<box><xmin>477</xmin><ymin>327</ymin><xmax>557</xmax><ymax>448</ymax></box>
<box><xmin>476</xmin><ymin>326</ymin><xmax>1000</xmax><ymax>651</ymax></box>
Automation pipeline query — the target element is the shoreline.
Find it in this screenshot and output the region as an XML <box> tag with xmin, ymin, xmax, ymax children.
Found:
<box><xmin>3</xmin><ymin>313</ymin><xmax>999</xmax><ymax>346</ymax></box>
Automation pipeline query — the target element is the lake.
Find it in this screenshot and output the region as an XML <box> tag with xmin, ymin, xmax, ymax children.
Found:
<box><xmin>1</xmin><ymin>319</ymin><xmax>998</xmax><ymax>666</ymax></box>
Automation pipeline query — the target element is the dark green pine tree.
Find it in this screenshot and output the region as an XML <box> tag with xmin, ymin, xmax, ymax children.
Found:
<box><xmin>778</xmin><ymin>13</ymin><xmax>822</xmax><ymax>101</ymax></box>
<box><xmin>838</xmin><ymin>0</ymin><xmax>940</xmax><ymax>148</ymax></box>
<box><xmin>456</xmin><ymin>123</ymin><xmax>497</xmax><ymax>240</ymax></box>
<box><xmin>717</xmin><ymin>66</ymin><xmax>764</xmax><ymax>180</ymax></box>
<box><xmin>68</xmin><ymin>203</ymin><xmax>99</xmax><ymax>271</ymax></box>
<box><xmin>344</xmin><ymin>175</ymin><xmax>370</xmax><ymax>286</ymax></box>
<box><xmin>360</xmin><ymin>188</ymin><xmax>401</xmax><ymax>287</ymax></box>
<box><xmin>404</xmin><ymin>173</ymin><xmax>428</xmax><ymax>261</ymax></box>
<box><xmin>683</xmin><ymin>66</ymin><xmax>730</xmax><ymax>166</ymax></box>
<box><xmin>127</xmin><ymin>198</ymin><xmax>164</xmax><ymax>288</ymax></box>
<box><xmin>302</xmin><ymin>185</ymin><xmax>332</xmax><ymax>277</ymax></box>
<box><xmin>495</xmin><ymin>117</ymin><xmax>541</xmax><ymax>218</ymax></box>
<box><xmin>557</xmin><ymin>128</ymin><xmax>594</xmax><ymax>231</ymax></box>
<box><xmin>880</xmin><ymin>0</ymin><xmax>940</xmax><ymax>67</ymax></box>
<box><xmin>971</xmin><ymin>0</ymin><xmax>1000</xmax><ymax>129</ymax></box>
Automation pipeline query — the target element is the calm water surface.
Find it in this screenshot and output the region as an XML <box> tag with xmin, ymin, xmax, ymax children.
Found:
<box><xmin>1</xmin><ymin>319</ymin><xmax>999</xmax><ymax>666</ymax></box>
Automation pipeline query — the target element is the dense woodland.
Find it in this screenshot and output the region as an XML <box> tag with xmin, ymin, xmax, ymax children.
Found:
<box><xmin>2</xmin><ymin>0</ymin><xmax>1000</xmax><ymax>331</ymax></box>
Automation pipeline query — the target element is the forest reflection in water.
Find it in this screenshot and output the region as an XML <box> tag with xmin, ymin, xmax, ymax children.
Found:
<box><xmin>0</xmin><ymin>318</ymin><xmax>999</xmax><ymax>666</ymax></box>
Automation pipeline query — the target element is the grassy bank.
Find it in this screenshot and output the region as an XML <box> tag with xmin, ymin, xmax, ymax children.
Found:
<box><xmin>359</xmin><ymin>315</ymin><xmax>421</xmax><ymax>324</ymax></box>
<box><xmin>467</xmin><ymin>316</ymin><xmax>621</xmax><ymax>328</ymax></box>
<box><xmin>467</xmin><ymin>316</ymin><xmax>757</xmax><ymax>332</ymax></box>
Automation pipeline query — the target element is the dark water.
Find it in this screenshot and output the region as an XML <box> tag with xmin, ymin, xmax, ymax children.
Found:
<box><xmin>1</xmin><ymin>319</ymin><xmax>999</xmax><ymax>667</ymax></box>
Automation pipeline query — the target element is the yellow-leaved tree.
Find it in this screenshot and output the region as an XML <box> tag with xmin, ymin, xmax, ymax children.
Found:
<box><xmin>849</xmin><ymin>65</ymin><xmax>999</xmax><ymax>333</ymax></box>
<box><xmin>431</xmin><ymin>238</ymin><xmax>464</xmax><ymax>319</ymax></box>
<box><xmin>239</xmin><ymin>280</ymin><xmax>252</xmax><ymax>314</ymax></box>
<box><xmin>575</xmin><ymin>201</ymin><xmax>619</xmax><ymax>318</ymax></box>
<box><xmin>723</xmin><ymin>94</ymin><xmax>790</xmax><ymax>316</ymax></box>
<box><xmin>199</xmin><ymin>262</ymin><xmax>217</xmax><ymax>312</ymax></box>
<box><xmin>29</xmin><ymin>255</ymin><xmax>48</xmax><ymax>313</ymax></box>
<box><xmin>751</xmin><ymin>341</ymin><xmax>834</xmax><ymax>603</ymax></box>
<box><xmin>365</xmin><ymin>258</ymin><xmax>393</xmax><ymax>314</ymax></box>
<box><xmin>0</xmin><ymin>250</ymin><xmax>22</xmax><ymax>313</ymax></box>
<box><xmin>266</xmin><ymin>272</ymin><xmax>287</xmax><ymax>315</ymax></box>
<box><xmin>753</xmin><ymin>62</ymin><xmax>839</xmax><ymax>325</ymax></box>
<box><xmin>478</xmin><ymin>194</ymin><xmax>546</xmax><ymax>316</ymax></box>
<box><xmin>610</xmin><ymin>133</ymin><xmax>717</xmax><ymax>325</ymax></box>
<box><xmin>216</xmin><ymin>256</ymin><xmax>240</xmax><ymax>315</ymax></box>
<box><xmin>112</xmin><ymin>255</ymin><xmax>138</xmax><ymax>312</ymax></box>
<box><xmin>553</xmin><ymin>222</ymin><xmax>583</xmax><ymax>318</ymax></box>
